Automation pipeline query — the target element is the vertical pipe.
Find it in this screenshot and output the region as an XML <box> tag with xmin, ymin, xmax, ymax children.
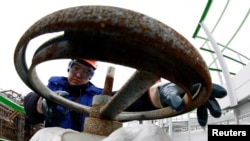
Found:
<box><xmin>233</xmin><ymin>109</ymin><xmax>239</xmax><ymax>124</ymax></box>
<box><xmin>168</xmin><ymin>118</ymin><xmax>173</xmax><ymax>138</ymax></box>
<box><xmin>102</xmin><ymin>66</ymin><xmax>115</xmax><ymax>96</ymax></box>
<box><xmin>188</xmin><ymin>113</ymin><xmax>191</xmax><ymax>141</ymax></box>
<box><xmin>200</xmin><ymin>22</ymin><xmax>237</xmax><ymax>106</ymax></box>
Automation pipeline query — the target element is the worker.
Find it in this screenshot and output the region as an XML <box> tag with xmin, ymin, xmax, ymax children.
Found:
<box><xmin>24</xmin><ymin>59</ymin><xmax>227</xmax><ymax>131</ymax></box>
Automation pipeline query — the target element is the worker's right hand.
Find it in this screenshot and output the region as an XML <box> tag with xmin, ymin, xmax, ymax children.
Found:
<box><xmin>41</xmin><ymin>91</ymin><xmax>69</xmax><ymax>122</ymax></box>
<box><xmin>159</xmin><ymin>82</ymin><xmax>227</xmax><ymax>127</ymax></box>
<box><xmin>194</xmin><ymin>84</ymin><xmax>227</xmax><ymax>127</ymax></box>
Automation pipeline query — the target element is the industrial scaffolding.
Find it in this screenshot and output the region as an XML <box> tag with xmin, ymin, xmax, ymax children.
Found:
<box><xmin>0</xmin><ymin>90</ymin><xmax>43</xmax><ymax>141</ymax></box>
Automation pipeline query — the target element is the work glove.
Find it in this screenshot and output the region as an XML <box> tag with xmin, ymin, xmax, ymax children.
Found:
<box><xmin>41</xmin><ymin>91</ymin><xmax>69</xmax><ymax>122</ymax></box>
<box><xmin>158</xmin><ymin>83</ymin><xmax>185</xmax><ymax>112</ymax></box>
<box><xmin>193</xmin><ymin>84</ymin><xmax>227</xmax><ymax>126</ymax></box>
<box><xmin>159</xmin><ymin>83</ymin><xmax>227</xmax><ymax>127</ymax></box>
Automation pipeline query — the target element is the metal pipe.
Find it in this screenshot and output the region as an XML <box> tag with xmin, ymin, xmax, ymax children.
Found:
<box><xmin>200</xmin><ymin>22</ymin><xmax>237</xmax><ymax>106</ymax></box>
<box><xmin>100</xmin><ymin>70</ymin><xmax>160</xmax><ymax>119</ymax></box>
<box><xmin>102</xmin><ymin>66</ymin><xmax>115</xmax><ymax>96</ymax></box>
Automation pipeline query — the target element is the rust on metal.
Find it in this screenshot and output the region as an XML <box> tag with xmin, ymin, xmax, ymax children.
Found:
<box><xmin>84</xmin><ymin>117</ymin><xmax>122</xmax><ymax>136</ymax></box>
<box><xmin>13</xmin><ymin>5</ymin><xmax>212</xmax><ymax>128</ymax></box>
<box><xmin>100</xmin><ymin>70</ymin><xmax>160</xmax><ymax>119</ymax></box>
<box><xmin>102</xmin><ymin>66</ymin><xmax>115</xmax><ymax>96</ymax></box>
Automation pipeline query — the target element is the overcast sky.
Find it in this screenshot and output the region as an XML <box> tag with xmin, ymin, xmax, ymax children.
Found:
<box><xmin>0</xmin><ymin>0</ymin><xmax>249</xmax><ymax>95</ymax></box>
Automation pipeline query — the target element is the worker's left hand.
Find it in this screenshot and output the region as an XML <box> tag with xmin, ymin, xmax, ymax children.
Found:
<box><xmin>194</xmin><ymin>83</ymin><xmax>227</xmax><ymax>126</ymax></box>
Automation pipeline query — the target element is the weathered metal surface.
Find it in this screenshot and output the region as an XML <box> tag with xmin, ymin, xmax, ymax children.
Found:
<box><xmin>100</xmin><ymin>70</ymin><xmax>160</xmax><ymax>119</ymax></box>
<box><xmin>84</xmin><ymin>117</ymin><xmax>122</xmax><ymax>136</ymax></box>
<box><xmin>102</xmin><ymin>66</ymin><xmax>115</xmax><ymax>96</ymax></box>
<box><xmin>14</xmin><ymin>6</ymin><xmax>212</xmax><ymax>122</ymax></box>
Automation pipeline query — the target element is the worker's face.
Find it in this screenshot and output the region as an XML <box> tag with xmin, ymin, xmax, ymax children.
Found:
<box><xmin>68</xmin><ymin>61</ymin><xmax>94</xmax><ymax>85</ymax></box>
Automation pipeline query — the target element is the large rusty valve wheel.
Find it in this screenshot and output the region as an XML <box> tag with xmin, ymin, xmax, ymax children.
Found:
<box><xmin>14</xmin><ymin>6</ymin><xmax>212</xmax><ymax>121</ymax></box>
